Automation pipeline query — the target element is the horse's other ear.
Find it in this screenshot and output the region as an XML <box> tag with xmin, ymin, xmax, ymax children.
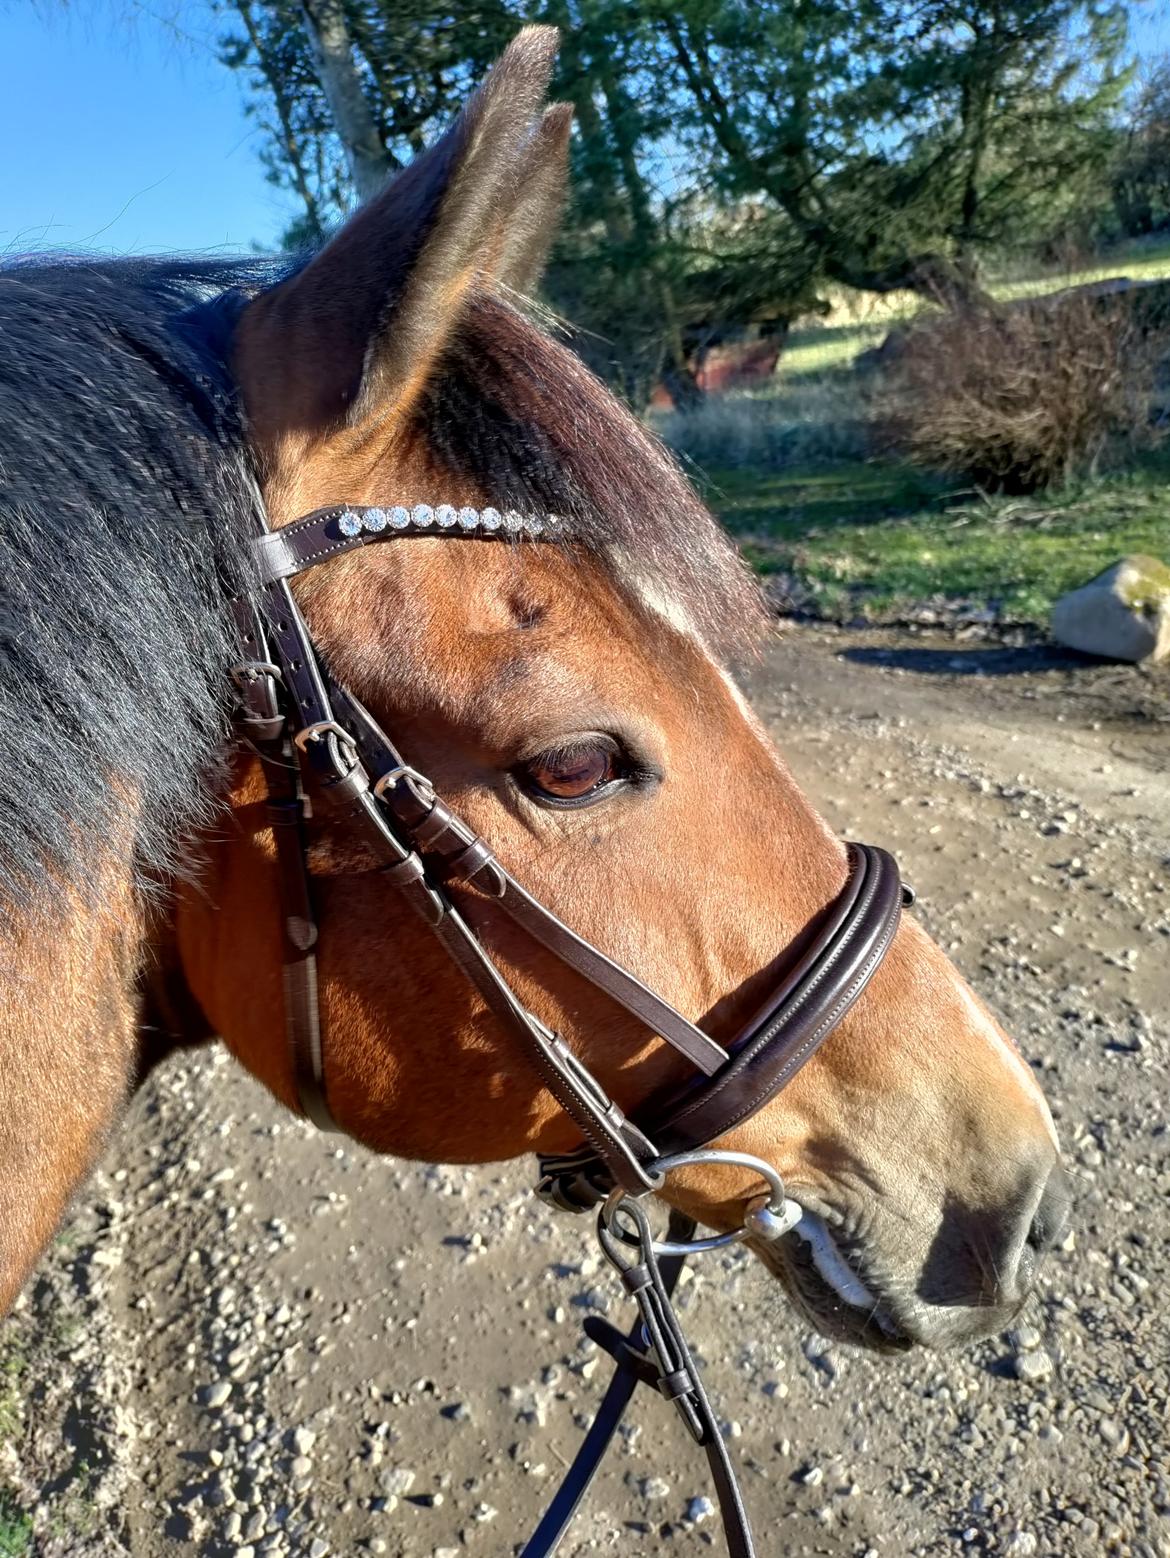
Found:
<box><xmin>237</xmin><ymin>25</ymin><xmax>568</xmax><ymax>446</ymax></box>
<box><xmin>495</xmin><ymin>100</ymin><xmax>574</xmax><ymax>297</ymax></box>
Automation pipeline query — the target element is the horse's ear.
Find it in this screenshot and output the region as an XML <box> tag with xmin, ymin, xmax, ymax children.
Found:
<box><xmin>237</xmin><ymin>26</ymin><xmax>568</xmax><ymax>443</ymax></box>
<box><xmin>495</xmin><ymin>100</ymin><xmax>573</xmax><ymax>296</ymax></box>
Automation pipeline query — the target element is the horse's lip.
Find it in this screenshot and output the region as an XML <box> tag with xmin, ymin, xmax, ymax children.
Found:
<box><xmin>752</xmin><ymin>1207</ymin><xmax>913</xmax><ymax>1351</ymax></box>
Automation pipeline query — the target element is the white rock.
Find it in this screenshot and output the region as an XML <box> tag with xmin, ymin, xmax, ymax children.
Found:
<box><xmin>379</xmin><ymin>1468</ymin><xmax>415</xmax><ymax>1497</ymax></box>
<box><xmin>1013</xmin><ymin>1350</ymin><xmax>1054</xmax><ymax>1383</ymax></box>
<box><xmin>1004</xmin><ymin>1533</ymin><xmax>1039</xmax><ymax>1556</ymax></box>
<box><xmin>1051</xmin><ymin>554</ymin><xmax>1170</xmax><ymax>663</ymax></box>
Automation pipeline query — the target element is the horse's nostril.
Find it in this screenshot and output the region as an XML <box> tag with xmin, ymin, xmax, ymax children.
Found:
<box><xmin>1028</xmin><ymin>1160</ymin><xmax>1072</xmax><ymax>1253</ymax></box>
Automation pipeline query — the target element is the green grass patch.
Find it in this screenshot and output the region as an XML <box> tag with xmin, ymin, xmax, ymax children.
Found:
<box><xmin>706</xmin><ymin>454</ymin><xmax>1170</xmax><ymax>623</ymax></box>
<box><xmin>0</xmin><ymin>1490</ymin><xmax>32</xmax><ymax>1558</ymax></box>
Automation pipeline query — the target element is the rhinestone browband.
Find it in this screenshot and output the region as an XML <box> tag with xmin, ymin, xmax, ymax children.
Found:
<box><xmin>337</xmin><ymin>503</ymin><xmax>561</xmax><ymax>538</ymax></box>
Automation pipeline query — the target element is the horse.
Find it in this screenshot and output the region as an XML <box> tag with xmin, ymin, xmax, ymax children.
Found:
<box><xmin>1</xmin><ymin>24</ymin><xmax>1066</xmax><ymax>1401</ymax></box>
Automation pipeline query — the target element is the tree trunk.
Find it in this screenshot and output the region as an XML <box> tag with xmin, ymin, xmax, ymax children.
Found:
<box><xmin>230</xmin><ymin>0</ymin><xmax>328</xmax><ymax>242</ymax></box>
<box><xmin>300</xmin><ymin>0</ymin><xmax>393</xmax><ymax>203</ymax></box>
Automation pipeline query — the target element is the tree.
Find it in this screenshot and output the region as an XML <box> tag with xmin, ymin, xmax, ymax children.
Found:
<box><xmin>650</xmin><ymin>0</ymin><xmax>1130</xmax><ymax>303</ymax></box>
<box><xmin>213</xmin><ymin>0</ymin><xmax>1135</xmax><ymax>401</ymax></box>
<box><xmin>1111</xmin><ymin>58</ymin><xmax>1170</xmax><ymax>237</ymax></box>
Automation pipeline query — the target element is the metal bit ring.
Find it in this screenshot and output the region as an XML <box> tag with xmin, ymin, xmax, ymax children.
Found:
<box><xmin>601</xmin><ymin>1148</ymin><xmax>802</xmax><ymax>1258</ymax></box>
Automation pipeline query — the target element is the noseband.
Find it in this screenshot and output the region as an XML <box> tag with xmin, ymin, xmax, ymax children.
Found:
<box><xmin>231</xmin><ymin>500</ymin><xmax>909</xmax><ymax>1556</ymax></box>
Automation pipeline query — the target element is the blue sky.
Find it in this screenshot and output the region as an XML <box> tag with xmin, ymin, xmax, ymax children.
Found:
<box><xmin>0</xmin><ymin>1</ymin><xmax>300</xmax><ymax>255</ymax></box>
<box><xmin>2</xmin><ymin>0</ymin><xmax>1169</xmax><ymax>258</ymax></box>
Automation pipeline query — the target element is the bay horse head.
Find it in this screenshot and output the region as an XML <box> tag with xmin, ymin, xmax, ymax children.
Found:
<box><xmin>173</xmin><ymin>28</ymin><xmax>1067</xmax><ymax>1351</ymax></box>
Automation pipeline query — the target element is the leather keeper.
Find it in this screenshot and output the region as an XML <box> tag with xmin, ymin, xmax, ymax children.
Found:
<box><xmin>381</xmin><ymin>852</ymin><xmax>428</xmax><ymax>888</ymax></box>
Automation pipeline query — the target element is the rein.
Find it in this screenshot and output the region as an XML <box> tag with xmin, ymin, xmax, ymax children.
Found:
<box><xmin>230</xmin><ymin>500</ymin><xmax>909</xmax><ymax>1555</ymax></box>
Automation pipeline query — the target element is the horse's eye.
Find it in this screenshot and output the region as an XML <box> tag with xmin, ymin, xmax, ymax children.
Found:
<box><xmin>521</xmin><ymin>742</ymin><xmax>620</xmax><ymax>805</ymax></box>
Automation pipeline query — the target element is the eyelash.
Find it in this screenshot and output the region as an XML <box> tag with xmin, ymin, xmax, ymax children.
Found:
<box><xmin>515</xmin><ymin>740</ymin><xmax>657</xmax><ymax>809</ymax></box>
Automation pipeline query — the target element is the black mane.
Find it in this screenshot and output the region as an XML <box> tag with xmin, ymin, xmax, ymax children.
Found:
<box><xmin>0</xmin><ymin>257</ymin><xmax>273</xmax><ymax>909</ymax></box>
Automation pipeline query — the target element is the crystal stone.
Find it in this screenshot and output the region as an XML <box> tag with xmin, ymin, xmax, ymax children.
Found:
<box><xmin>480</xmin><ymin>507</ymin><xmax>502</xmax><ymax>531</ymax></box>
<box><xmin>411</xmin><ymin>504</ymin><xmax>434</xmax><ymax>527</ymax></box>
<box><xmin>363</xmin><ymin>508</ymin><xmax>388</xmax><ymax>532</ymax></box>
<box><xmin>502</xmin><ymin>510</ymin><xmax>524</xmax><ymax>532</ymax></box>
<box><xmin>388</xmin><ymin>506</ymin><xmax>411</xmax><ymax>530</ymax></box>
<box><xmin>435</xmin><ymin>504</ymin><xmax>458</xmax><ymax>528</ymax></box>
<box><xmin>457</xmin><ymin>506</ymin><xmax>480</xmax><ymax>531</ymax></box>
<box><xmin>338</xmin><ymin>512</ymin><xmax>363</xmax><ymax>537</ymax></box>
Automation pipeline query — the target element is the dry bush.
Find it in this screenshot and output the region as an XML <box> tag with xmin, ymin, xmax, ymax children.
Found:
<box><xmin>877</xmin><ymin>286</ymin><xmax>1169</xmax><ymax>493</ymax></box>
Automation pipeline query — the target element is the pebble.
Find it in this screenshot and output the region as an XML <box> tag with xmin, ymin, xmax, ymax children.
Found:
<box><xmin>639</xmin><ymin>1476</ymin><xmax>671</xmax><ymax>1500</ymax></box>
<box><xmin>200</xmin><ymin>1381</ymin><xmax>233</xmax><ymax>1409</ymax></box>
<box><xmin>686</xmin><ymin>1495</ymin><xmax>716</xmax><ymax>1523</ymax></box>
<box><xmin>291</xmin><ymin>1427</ymin><xmax>317</xmax><ymax>1455</ymax></box>
<box><xmin>1004</xmin><ymin>1533</ymin><xmax>1038</xmax><ymax>1556</ymax></box>
<box><xmin>1013</xmin><ymin>1351</ymin><xmax>1054</xmax><ymax>1383</ymax></box>
<box><xmin>379</xmin><ymin>1468</ymin><xmax>415</xmax><ymax>1497</ymax></box>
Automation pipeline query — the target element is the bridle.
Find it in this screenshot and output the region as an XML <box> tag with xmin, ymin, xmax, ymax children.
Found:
<box><xmin>230</xmin><ymin>498</ymin><xmax>909</xmax><ymax>1556</ymax></box>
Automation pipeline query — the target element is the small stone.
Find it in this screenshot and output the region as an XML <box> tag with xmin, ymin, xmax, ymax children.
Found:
<box><xmin>801</xmin><ymin>1465</ymin><xmax>824</xmax><ymax>1486</ymax></box>
<box><xmin>1004</xmin><ymin>1533</ymin><xmax>1038</xmax><ymax>1556</ymax></box>
<box><xmin>472</xmin><ymin>1502</ymin><xmax>497</xmax><ymax>1522</ymax></box>
<box><xmin>309</xmin><ymin>1542</ymin><xmax>329</xmax><ymax>1558</ymax></box>
<box><xmin>686</xmin><ymin>1496</ymin><xmax>716</xmax><ymax>1523</ymax></box>
<box><xmin>1009</xmin><ymin>1323</ymin><xmax>1042</xmax><ymax>1351</ymax></box>
<box><xmin>291</xmin><ymin>1427</ymin><xmax>317</xmax><ymax>1455</ymax></box>
<box><xmin>1013</xmin><ymin>1350</ymin><xmax>1054</xmax><ymax>1382</ymax></box>
<box><xmin>639</xmin><ymin>1476</ymin><xmax>671</xmax><ymax>1500</ymax></box>
<box><xmin>379</xmin><ymin>1468</ymin><xmax>415</xmax><ymax>1497</ymax></box>
<box><xmin>290</xmin><ymin>1457</ymin><xmax>312</xmax><ymax>1479</ymax></box>
<box><xmin>200</xmin><ymin>1381</ymin><xmax>233</xmax><ymax>1408</ymax></box>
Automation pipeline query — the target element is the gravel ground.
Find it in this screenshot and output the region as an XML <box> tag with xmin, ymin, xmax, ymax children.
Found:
<box><xmin>1</xmin><ymin>623</ymin><xmax>1167</xmax><ymax>1558</ymax></box>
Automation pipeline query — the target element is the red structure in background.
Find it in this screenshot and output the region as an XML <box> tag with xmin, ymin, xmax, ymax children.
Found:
<box><xmin>650</xmin><ymin>326</ymin><xmax>784</xmax><ymax>409</ymax></box>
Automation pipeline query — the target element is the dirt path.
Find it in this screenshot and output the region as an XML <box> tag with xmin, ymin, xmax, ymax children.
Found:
<box><xmin>2</xmin><ymin>625</ymin><xmax>1168</xmax><ymax>1558</ymax></box>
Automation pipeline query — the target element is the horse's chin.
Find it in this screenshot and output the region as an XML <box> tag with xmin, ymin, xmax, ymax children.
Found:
<box><xmin>750</xmin><ymin>1210</ymin><xmax>915</xmax><ymax>1353</ymax></box>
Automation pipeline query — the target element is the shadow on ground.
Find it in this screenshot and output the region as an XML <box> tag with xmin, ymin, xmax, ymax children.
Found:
<box><xmin>842</xmin><ymin>644</ymin><xmax>1114</xmax><ymax>677</ymax></box>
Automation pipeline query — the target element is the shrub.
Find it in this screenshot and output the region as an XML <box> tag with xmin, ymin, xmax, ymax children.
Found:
<box><xmin>876</xmin><ymin>285</ymin><xmax>1170</xmax><ymax>493</ymax></box>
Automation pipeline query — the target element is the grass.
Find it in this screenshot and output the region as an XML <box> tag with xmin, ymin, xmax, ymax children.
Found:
<box><xmin>0</xmin><ymin>1492</ymin><xmax>32</xmax><ymax>1558</ymax></box>
<box><xmin>705</xmin><ymin>452</ymin><xmax>1170</xmax><ymax>623</ymax></box>
<box><xmin>670</xmin><ymin>234</ymin><xmax>1170</xmax><ymax>622</ymax></box>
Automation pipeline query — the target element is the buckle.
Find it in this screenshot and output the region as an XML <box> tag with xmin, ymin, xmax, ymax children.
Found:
<box><xmin>373</xmin><ymin>764</ymin><xmax>436</xmax><ymax>807</ymax></box>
